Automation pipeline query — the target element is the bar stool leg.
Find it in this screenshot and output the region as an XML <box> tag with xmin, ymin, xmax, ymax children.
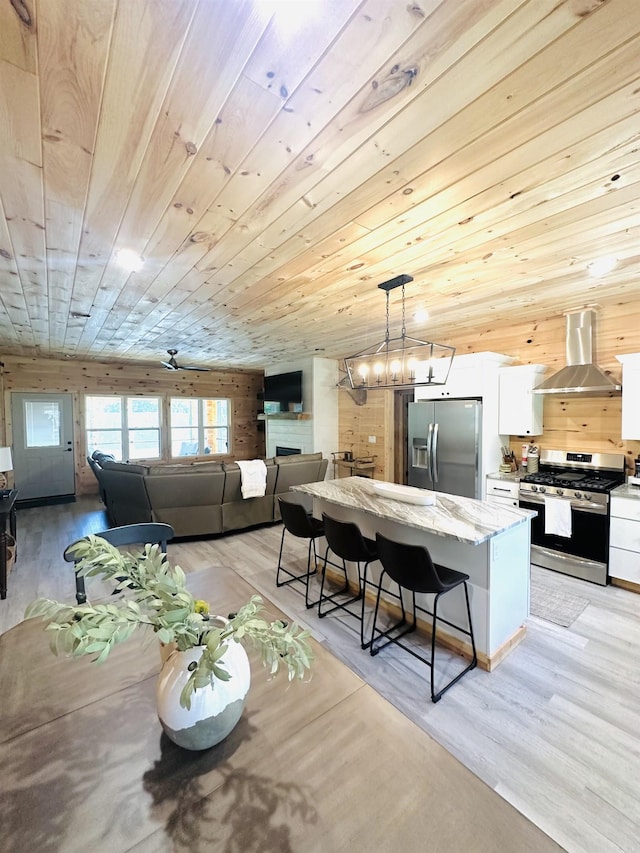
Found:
<box><xmin>360</xmin><ymin>562</ymin><xmax>369</xmax><ymax>649</ymax></box>
<box><xmin>369</xmin><ymin>574</ymin><xmax>414</xmax><ymax>655</ymax></box>
<box><xmin>277</xmin><ymin>527</ymin><xmax>320</xmax><ymax>607</ymax></box>
<box><xmin>276</xmin><ymin>525</ymin><xmax>287</xmax><ymax>587</ymax></box>
<box><xmin>319</xmin><ymin>550</ymin><xmax>368</xmax><ymax>628</ymax></box>
<box><xmin>430</xmin><ymin>583</ymin><xmax>477</xmax><ymax>703</ymax></box>
<box><xmin>304</xmin><ymin>537</ymin><xmax>321</xmax><ymax>609</ymax></box>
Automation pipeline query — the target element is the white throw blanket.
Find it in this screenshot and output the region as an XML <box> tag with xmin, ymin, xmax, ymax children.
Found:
<box><xmin>236</xmin><ymin>459</ymin><xmax>268</xmax><ymax>499</ymax></box>
<box><xmin>544</xmin><ymin>496</ymin><xmax>572</xmax><ymax>538</ymax></box>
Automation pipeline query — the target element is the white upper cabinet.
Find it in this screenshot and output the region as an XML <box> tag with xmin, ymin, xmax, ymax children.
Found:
<box><xmin>616</xmin><ymin>353</ymin><xmax>640</xmax><ymax>440</ymax></box>
<box><xmin>498</xmin><ymin>364</ymin><xmax>546</xmax><ymax>436</ymax></box>
<box><xmin>414</xmin><ymin>352</ymin><xmax>512</xmax><ymax>401</ymax></box>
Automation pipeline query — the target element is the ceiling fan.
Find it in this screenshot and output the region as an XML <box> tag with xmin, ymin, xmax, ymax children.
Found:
<box><xmin>161</xmin><ymin>349</ymin><xmax>211</xmax><ymax>371</ymax></box>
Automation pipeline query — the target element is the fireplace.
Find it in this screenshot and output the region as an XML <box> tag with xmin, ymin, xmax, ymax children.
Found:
<box><xmin>276</xmin><ymin>446</ymin><xmax>302</xmax><ymax>456</ymax></box>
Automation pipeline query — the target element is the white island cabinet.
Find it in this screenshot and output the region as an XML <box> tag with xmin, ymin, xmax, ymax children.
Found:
<box><xmin>609</xmin><ymin>485</ymin><xmax>640</xmax><ymax>587</ymax></box>
<box><xmin>293</xmin><ymin>477</ymin><xmax>535</xmax><ymax>669</ymax></box>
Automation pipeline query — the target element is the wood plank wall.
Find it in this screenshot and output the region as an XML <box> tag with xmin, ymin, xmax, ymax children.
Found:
<box><xmin>3</xmin><ymin>297</ymin><xmax>640</xmax><ymax>493</ymax></box>
<box><xmin>0</xmin><ymin>356</ymin><xmax>264</xmax><ymax>494</ymax></box>
<box><xmin>339</xmin><ymin>298</ymin><xmax>640</xmax><ymax>480</ymax></box>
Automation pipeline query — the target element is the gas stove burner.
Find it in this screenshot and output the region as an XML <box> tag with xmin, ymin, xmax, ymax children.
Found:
<box><xmin>522</xmin><ymin>470</ymin><xmax>621</xmax><ymax>493</ymax></box>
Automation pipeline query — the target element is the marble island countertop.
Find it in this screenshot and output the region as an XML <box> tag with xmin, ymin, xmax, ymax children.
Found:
<box><xmin>293</xmin><ymin>477</ymin><xmax>535</xmax><ymax>546</ymax></box>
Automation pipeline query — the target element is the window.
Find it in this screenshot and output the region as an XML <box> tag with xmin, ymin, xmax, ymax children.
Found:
<box><xmin>86</xmin><ymin>396</ymin><xmax>161</xmax><ymax>461</ymax></box>
<box><xmin>25</xmin><ymin>399</ymin><xmax>61</xmax><ymax>447</ymax></box>
<box><xmin>170</xmin><ymin>398</ymin><xmax>229</xmax><ymax>457</ymax></box>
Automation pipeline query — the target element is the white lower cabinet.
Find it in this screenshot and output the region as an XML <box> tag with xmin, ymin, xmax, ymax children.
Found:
<box><xmin>486</xmin><ymin>476</ymin><xmax>519</xmax><ymax>508</ymax></box>
<box><xmin>609</xmin><ymin>492</ymin><xmax>640</xmax><ymax>584</ymax></box>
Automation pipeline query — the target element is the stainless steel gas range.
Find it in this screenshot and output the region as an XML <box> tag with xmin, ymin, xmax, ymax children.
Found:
<box><xmin>518</xmin><ymin>449</ymin><xmax>626</xmax><ymax>585</ymax></box>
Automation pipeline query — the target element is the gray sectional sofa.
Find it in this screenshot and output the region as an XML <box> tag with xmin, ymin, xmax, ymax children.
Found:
<box><xmin>87</xmin><ymin>451</ymin><xmax>328</xmax><ymax>537</ymax></box>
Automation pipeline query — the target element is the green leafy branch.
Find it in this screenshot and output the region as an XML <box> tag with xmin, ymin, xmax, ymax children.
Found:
<box><xmin>179</xmin><ymin>596</ymin><xmax>314</xmax><ymax>709</ymax></box>
<box><xmin>25</xmin><ymin>536</ymin><xmax>314</xmax><ymax>710</ymax></box>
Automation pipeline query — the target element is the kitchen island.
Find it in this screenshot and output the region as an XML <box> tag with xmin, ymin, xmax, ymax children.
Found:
<box><xmin>293</xmin><ymin>477</ymin><xmax>536</xmax><ymax>669</ymax></box>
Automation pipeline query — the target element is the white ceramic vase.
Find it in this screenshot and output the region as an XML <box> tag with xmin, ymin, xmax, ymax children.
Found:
<box><xmin>156</xmin><ymin>626</ymin><xmax>251</xmax><ymax>751</ymax></box>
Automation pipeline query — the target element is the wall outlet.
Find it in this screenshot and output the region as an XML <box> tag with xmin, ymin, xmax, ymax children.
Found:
<box><xmin>368</xmin><ymin>435</ymin><xmax>376</xmax><ymax>443</ymax></box>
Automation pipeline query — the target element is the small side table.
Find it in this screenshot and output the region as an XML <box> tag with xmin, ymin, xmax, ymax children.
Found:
<box><xmin>0</xmin><ymin>490</ymin><xmax>18</xmax><ymax>600</ymax></box>
<box><xmin>331</xmin><ymin>452</ymin><xmax>377</xmax><ymax>479</ymax></box>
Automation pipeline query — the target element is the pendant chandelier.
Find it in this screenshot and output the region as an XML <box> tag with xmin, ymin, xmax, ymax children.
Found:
<box><xmin>344</xmin><ymin>275</ymin><xmax>455</xmax><ymax>390</ymax></box>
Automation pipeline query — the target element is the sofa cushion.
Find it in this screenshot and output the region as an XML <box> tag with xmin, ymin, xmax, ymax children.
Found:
<box><xmin>146</xmin><ymin>461</ymin><xmax>224</xmax><ymax>475</ymax></box>
<box><xmin>144</xmin><ymin>470</ymin><xmax>225</xmax><ymax>536</ymax></box>
<box><xmin>188</xmin><ymin>461</ymin><xmax>225</xmax><ymax>472</ymax></box>
<box><xmin>101</xmin><ymin>460</ymin><xmax>149</xmax><ymax>475</ymax></box>
<box><xmin>275</xmin><ymin>451</ymin><xmax>322</xmax><ymax>465</ymax></box>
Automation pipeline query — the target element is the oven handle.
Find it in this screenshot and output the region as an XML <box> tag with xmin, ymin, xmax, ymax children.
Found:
<box><xmin>519</xmin><ymin>496</ymin><xmax>608</xmax><ymax>516</ymax></box>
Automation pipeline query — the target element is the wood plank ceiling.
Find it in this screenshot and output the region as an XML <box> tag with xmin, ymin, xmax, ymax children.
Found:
<box><xmin>1</xmin><ymin>0</ymin><xmax>639</xmax><ymax>371</ymax></box>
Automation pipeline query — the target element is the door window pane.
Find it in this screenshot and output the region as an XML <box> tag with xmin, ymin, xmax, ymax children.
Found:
<box><xmin>25</xmin><ymin>401</ymin><xmax>61</xmax><ymax>448</ymax></box>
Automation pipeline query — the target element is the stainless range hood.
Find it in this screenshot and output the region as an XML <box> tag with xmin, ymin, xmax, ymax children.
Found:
<box><xmin>533</xmin><ymin>309</ymin><xmax>621</xmax><ymax>396</ymax></box>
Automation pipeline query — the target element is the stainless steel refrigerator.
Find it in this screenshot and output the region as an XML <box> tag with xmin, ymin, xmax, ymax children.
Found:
<box><xmin>408</xmin><ymin>400</ymin><xmax>482</xmax><ymax>498</ymax></box>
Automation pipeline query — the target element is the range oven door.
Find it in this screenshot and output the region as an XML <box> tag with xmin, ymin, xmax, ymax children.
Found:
<box><xmin>519</xmin><ymin>496</ymin><xmax>609</xmax><ymax>584</ymax></box>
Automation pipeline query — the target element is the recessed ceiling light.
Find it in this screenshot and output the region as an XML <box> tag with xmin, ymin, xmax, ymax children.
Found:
<box><xmin>587</xmin><ymin>256</ymin><xmax>617</xmax><ymax>278</ymax></box>
<box><xmin>115</xmin><ymin>249</ymin><xmax>144</xmax><ymax>272</ymax></box>
<box><xmin>414</xmin><ymin>309</ymin><xmax>429</xmax><ymax>323</ymax></box>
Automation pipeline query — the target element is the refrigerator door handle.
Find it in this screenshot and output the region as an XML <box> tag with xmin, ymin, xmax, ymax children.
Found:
<box><xmin>427</xmin><ymin>422</ymin><xmax>434</xmax><ymax>483</ymax></box>
<box><xmin>431</xmin><ymin>422</ymin><xmax>439</xmax><ymax>484</ymax></box>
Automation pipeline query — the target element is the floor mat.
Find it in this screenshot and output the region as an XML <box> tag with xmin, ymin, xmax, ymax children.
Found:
<box><xmin>529</xmin><ymin>578</ymin><xmax>589</xmax><ymax>627</ymax></box>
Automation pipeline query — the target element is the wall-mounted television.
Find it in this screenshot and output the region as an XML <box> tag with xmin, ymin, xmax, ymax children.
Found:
<box><xmin>264</xmin><ymin>370</ymin><xmax>303</xmax><ymax>408</ymax></box>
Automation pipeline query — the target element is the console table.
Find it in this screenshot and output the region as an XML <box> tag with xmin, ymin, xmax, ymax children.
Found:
<box><xmin>0</xmin><ymin>564</ymin><xmax>560</xmax><ymax>851</ymax></box>
<box><xmin>0</xmin><ymin>489</ymin><xmax>17</xmax><ymax>600</ymax></box>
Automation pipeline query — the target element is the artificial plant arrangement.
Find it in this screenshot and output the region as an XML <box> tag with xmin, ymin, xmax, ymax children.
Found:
<box><xmin>25</xmin><ymin>535</ymin><xmax>313</xmax><ymax>710</ymax></box>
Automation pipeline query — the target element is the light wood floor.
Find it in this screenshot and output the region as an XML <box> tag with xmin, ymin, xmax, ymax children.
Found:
<box><xmin>4</xmin><ymin>497</ymin><xmax>640</xmax><ymax>853</ymax></box>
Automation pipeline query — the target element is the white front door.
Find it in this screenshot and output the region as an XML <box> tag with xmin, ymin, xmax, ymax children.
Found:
<box><xmin>11</xmin><ymin>393</ymin><xmax>75</xmax><ymax>500</ymax></box>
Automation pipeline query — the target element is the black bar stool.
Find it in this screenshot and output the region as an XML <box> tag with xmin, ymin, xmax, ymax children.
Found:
<box><xmin>276</xmin><ymin>496</ymin><xmax>325</xmax><ymax>608</ymax></box>
<box><xmin>370</xmin><ymin>532</ymin><xmax>477</xmax><ymax>702</ymax></box>
<box><xmin>318</xmin><ymin>513</ymin><xmax>378</xmax><ymax>649</ymax></box>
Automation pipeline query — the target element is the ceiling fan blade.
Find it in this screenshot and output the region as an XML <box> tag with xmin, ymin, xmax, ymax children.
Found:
<box><xmin>160</xmin><ymin>349</ymin><xmax>209</xmax><ymax>370</ymax></box>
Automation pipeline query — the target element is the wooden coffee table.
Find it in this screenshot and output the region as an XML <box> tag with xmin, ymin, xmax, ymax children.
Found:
<box><xmin>0</xmin><ymin>565</ymin><xmax>561</xmax><ymax>852</ymax></box>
